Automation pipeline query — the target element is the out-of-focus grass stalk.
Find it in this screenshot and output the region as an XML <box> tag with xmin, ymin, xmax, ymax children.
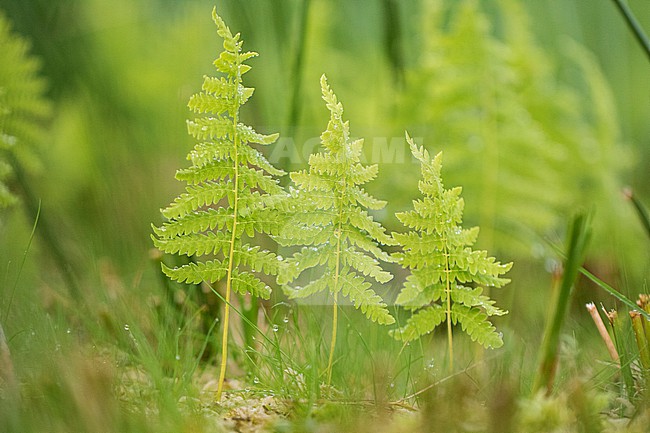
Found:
<box><xmin>5</xmin><ymin>152</ymin><xmax>80</xmax><ymax>298</ymax></box>
<box><xmin>586</xmin><ymin>302</ymin><xmax>619</xmax><ymax>362</ymax></box>
<box><xmin>381</xmin><ymin>0</ymin><xmax>404</xmax><ymax>85</ymax></box>
<box><xmin>580</xmin><ymin>268</ymin><xmax>650</xmax><ymax>320</ymax></box>
<box><xmin>609</xmin><ymin>0</ymin><xmax>650</xmax><ymax>62</ymax></box>
<box><xmin>623</xmin><ymin>187</ymin><xmax>650</xmax><ymax>241</ymax></box>
<box><xmin>286</xmin><ymin>0</ymin><xmax>311</xmax><ymax>142</ymax></box>
<box><xmin>533</xmin><ymin>213</ymin><xmax>591</xmax><ymax>395</ymax></box>
<box><xmin>637</xmin><ymin>294</ymin><xmax>650</xmax><ymax>345</ymax></box>
<box><xmin>630</xmin><ymin>310</ymin><xmax>650</xmax><ymax>370</ymax></box>
<box><xmin>605</xmin><ymin>309</ymin><xmax>635</xmax><ymax>395</ymax></box>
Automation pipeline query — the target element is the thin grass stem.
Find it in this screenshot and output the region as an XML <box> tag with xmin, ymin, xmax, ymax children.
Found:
<box><xmin>623</xmin><ymin>187</ymin><xmax>650</xmax><ymax>241</ymax></box>
<box><xmin>630</xmin><ymin>310</ymin><xmax>650</xmax><ymax>369</ymax></box>
<box><xmin>609</xmin><ymin>0</ymin><xmax>650</xmax><ymax>62</ymax></box>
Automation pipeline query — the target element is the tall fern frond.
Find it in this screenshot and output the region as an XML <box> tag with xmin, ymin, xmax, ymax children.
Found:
<box><xmin>391</xmin><ymin>133</ymin><xmax>512</xmax><ymax>369</ymax></box>
<box><xmin>401</xmin><ymin>0</ymin><xmax>629</xmax><ymax>254</ymax></box>
<box><xmin>152</xmin><ymin>8</ymin><xmax>285</xmax><ymax>401</ymax></box>
<box><xmin>276</xmin><ymin>75</ymin><xmax>395</xmax><ymax>385</ymax></box>
<box><xmin>0</xmin><ymin>12</ymin><xmax>50</xmax><ymax>208</ymax></box>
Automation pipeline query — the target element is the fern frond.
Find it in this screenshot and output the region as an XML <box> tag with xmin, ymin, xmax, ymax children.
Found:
<box><xmin>277</xmin><ymin>75</ymin><xmax>395</xmax><ymax>383</ymax></box>
<box><xmin>152</xmin><ymin>8</ymin><xmax>285</xmax><ymax>401</ymax></box>
<box><xmin>392</xmin><ymin>133</ymin><xmax>511</xmax><ymax>364</ymax></box>
<box><xmin>0</xmin><ymin>12</ymin><xmax>50</xmax><ymax>208</ymax></box>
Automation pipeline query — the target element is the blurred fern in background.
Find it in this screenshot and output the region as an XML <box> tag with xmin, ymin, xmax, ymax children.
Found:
<box><xmin>0</xmin><ymin>12</ymin><xmax>50</xmax><ymax>208</ymax></box>
<box><xmin>399</xmin><ymin>0</ymin><xmax>631</xmax><ymax>256</ymax></box>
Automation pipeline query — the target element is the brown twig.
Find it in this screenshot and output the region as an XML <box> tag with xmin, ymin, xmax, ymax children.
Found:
<box><xmin>586</xmin><ymin>302</ymin><xmax>619</xmax><ymax>362</ymax></box>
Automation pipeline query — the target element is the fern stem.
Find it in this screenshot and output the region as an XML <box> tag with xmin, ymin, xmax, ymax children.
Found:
<box><xmin>327</xmin><ymin>205</ymin><xmax>344</xmax><ymax>386</ymax></box>
<box><xmin>327</xmin><ymin>293</ymin><xmax>338</xmax><ymax>386</ymax></box>
<box><xmin>444</xmin><ymin>245</ymin><xmax>453</xmax><ymax>371</ymax></box>
<box><xmin>216</xmin><ymin>81</ymin><xmax>241</xmax><ymax>404</ymax></box>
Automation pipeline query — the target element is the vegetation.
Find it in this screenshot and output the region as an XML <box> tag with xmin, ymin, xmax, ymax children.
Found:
<box><xmin>276</xmin><ymin>75</ymin><xmax>395</xmax><ymax>385</ymax></box>
<box><xmin>1</xmin><ymin>1</ymin><xmax>650</xmax><ymax>432</ymax></box>
<box><xmin>391</xmin><ymin>134</ymin><xmax>511</xmax><ymax>367</ymax></box>
<box><xmin>152</xmin><ymin>8</ymin><xmax>285</xmax><ymax>400</ymax></box>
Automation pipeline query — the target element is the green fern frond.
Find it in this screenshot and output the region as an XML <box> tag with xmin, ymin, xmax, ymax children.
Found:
<box><xmin>0</xmin><ymin>12</ymin><xmax>50</xmax><ymax>208</ymax></box>
<box><xmin>276</xmin><ymin>75</ymin><xmax>395</xmax><ymax>384</ymax></box>
<box><xmin>152</xmin><ymin>8</ymin><xmax>285</xmax><ymax>400</ymax></box>
<box><xmin>277</xmin><ymin>75</ymin><xmax>395</xmax><ymax>324</ymax></box>
<box><xmin>391</xmin><ymin>134</ymin><xmax>512</xmax><ymax>365</ymax></box>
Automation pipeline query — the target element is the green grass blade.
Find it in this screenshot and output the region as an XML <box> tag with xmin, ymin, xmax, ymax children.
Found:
<box><xmin>533</xmin><ymin>213</ymin><xmax>591</xmax><ymax>394</ymax></box>
<box><xmin>580</xmin><ymin>268</ymin><xmax>650</xmax><ymax>321</ymax></box>
<box><xmin>623</xmin><ymin>187</ymin><xmax>650</xmax><ymax>242</ymax></box>
<box><xmin>609</xmin><ymin>0</ymin><xmax>650</xmax><ymax>62</ymax></box>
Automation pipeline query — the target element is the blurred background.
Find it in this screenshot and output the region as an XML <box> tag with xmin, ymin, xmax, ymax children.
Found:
<box><xmin>0</xmin><ymin>0</ymin><xmax>649</xmax><ymax>430</ymax></box>
<box><xmin>1</xmin><ymin>0</ymin><xmax>648</xmax><ymax>311</ymax></box>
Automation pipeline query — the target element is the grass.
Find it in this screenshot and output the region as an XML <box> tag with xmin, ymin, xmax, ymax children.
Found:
<box><xmin>0</xmin><ymin>257</ymin><xmax>649</xmax><ymax>432</ymax></box>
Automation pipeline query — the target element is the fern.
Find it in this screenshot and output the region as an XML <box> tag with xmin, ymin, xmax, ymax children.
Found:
<box><xmin>152</xmin><ymin>8</ymin><xmax>285</xmax><ymax>400</ymax></box>
<box><xmin>0</xmin><ymin>12</ymin><xmax>50</xmax><ymax>208</ymax></box>
<box><xmin>276</xmin><ymin>75</ymin><xmax>395</xmax><ymax>384</ymax></box>
<box><xmin>391</xmin><ymin>134</ymin><xmax>512</xmax><ymax>368</ymax></box>
<box><xmin>400</xmin><ymin>0</ymin><xmax>628</xmax><ymax>254</ymax></box>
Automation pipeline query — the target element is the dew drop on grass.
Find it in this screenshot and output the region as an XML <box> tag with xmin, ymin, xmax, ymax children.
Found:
<box><xmin>253</xmin><ymin>377</ymin><xmax>260</xmax><ymax>384</ymax></box>
<box><xmin>66</xmin><ymin>328</ymin><xmax>72</xmax><ymax>334</ymax></box>
<box><xmin>282</xmin><ymin>316</ymin><xmax>289</xmax><ymax>323</ymax></box>
<box><xmin>175</xmin><ymin>355</ymin><xmax>181</xmax><ymax>361</ymax></box>
<box><xmin>272</xmin><ymin>324</ymin><xmax>279</xmax><ymax>332</ymax></box>
<box><xmin>123</xmin><ymin>324</ymin><xmax>130</xmax><ymax>331</ymax></box>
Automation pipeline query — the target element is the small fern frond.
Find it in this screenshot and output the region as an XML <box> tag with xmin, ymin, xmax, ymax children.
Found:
<box><xmin>152</xmin><ymin>8</ymin><xmax>285</xmax><ymax>400</ymax></box>
<box><xmin>392</xmin><ymin>133</ymin><xmax>512</xmax><ymax>360</ymax></box>
<box><xmin>277</xmin><ymin>75</ymin><xmax>395</xmax><ymax>384</ymax></box>
<box><xmin>277</xmin><ymin>76</ymin><xmax>395</xmax><ymax>321</ymax></box>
